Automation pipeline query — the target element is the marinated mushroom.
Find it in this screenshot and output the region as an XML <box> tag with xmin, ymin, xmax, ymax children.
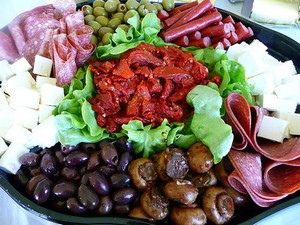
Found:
<box><xmin>202</xmin><ymin>186</ymin><xmax>235</xmax><ymax>224</ymax></box>
<box><xmin>171</xmin><ymin>207</ymin><xmax>207</xmax><ymax>225</ymax></box>
<box><xmin>128</xmin><ymin>158</ymin><xmax>158</xmax><ymax>191</ymax></box>
<box><xmin>225</xmin><ymin>186</ymin><xmax>248</xmax><ymax>207</ymax></box>
<box><xmin>152</xmin><ymin>147</ymin><xmax>189</xmax><ymax>182</ymax></box>
<box><xmin>140</xmin><ymin>186</ymin><xmax>169</xmax><ymax>220</ymax></box>
<box><xmin>190</xmin><ymin>169</ymin><xmax>217</xmax><ymax>189</ymax></box>
<box><xmin>187</xmin><ymin>142</ymin><xmax>213</xmax><ymax>174</ymax></box>
<box><xmin>163</xmin><ymin>179</ymin><xmax>198</xmax><ymax>205</ymax></box>
<box><xmin>214</xmin><ymin>156</ymin><xmax>234</xmax><ymax>187</ymax></box>
<box><xmin>128</xmin><ymin>206</ymin><xmax>155</xmax><ymax>222</ymax></box>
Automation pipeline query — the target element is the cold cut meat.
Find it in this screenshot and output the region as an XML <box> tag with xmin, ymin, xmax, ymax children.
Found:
<box><xmin>0</xmin><ymin>30</ymin><xmax>20</xmax><ymax>63</ymax></box>
<box><xmin>224</xmin><ymin>93</ymin><xmax>300</xmax><ymax>207</ymax></box>
<box><xmin>3</xmin><ymin>0</ymin><xmax>95</xmax><ymax>86</ymax></box>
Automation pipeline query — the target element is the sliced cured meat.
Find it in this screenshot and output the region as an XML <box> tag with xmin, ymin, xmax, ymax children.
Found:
<box><xmin>0</xmin><ymin>30</ymin><xmax>20</xmax><ymax>63</ymax></box>
<box><xmin>64</xmin><ymin>11</ymin><xmax>85</xmax><ymax>34</ymax></box>
<box><xmin>264</xmin><ymin>158</ymin><xmax>300</xmax><ymax>195</ymax></box>
<box><xmin>225</xmin><ymin>93</ymin><xmax>300</xmax><ymax>162</ymax></box>
<box><xmin>52</xmin><ymin>34</ymin><xmax>77</xmax><ymax>86</ymax></box>
<box><xmin>228</xmin><ymin>150</ymin><xmax>288</xmax><ymax>207</ymax></box>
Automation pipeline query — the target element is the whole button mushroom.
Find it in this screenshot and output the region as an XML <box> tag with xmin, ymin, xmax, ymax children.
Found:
<box><xmin>190</xmin><ymin>169</ymin><xmax>217</xmax><ymax>189</ymax></box>
<box><xmin>187</xmin><ymin>142</ymin><xmax>213</xmax><ymax>173</ymax></box>
<box><xmin>140</xmin><ymin>186</ymin><xmax>169</xmax><ymax>220</ymax></box>
<box><xmin>202</xmin><ymin>186</ymin><xmax>235</xmax><ymax>224</ymax></box>
<box><xmin>152</xmin><ymin>147</ymin><xmax>189</xmax><ymax>182</ymax></box>
<box><xmin>128</xmin><ymin>158</ymin><xmax>158</xmax><ymax>191</ymax></box>
<box><xmin>163</xmin><ymin>179</ymin><xmax>198</xmax><ymax>205</ymax></box>
<box><xmin>171</xmin><ymin>207</ymin><xmax>207</xmax><ymax>225</ymax></box>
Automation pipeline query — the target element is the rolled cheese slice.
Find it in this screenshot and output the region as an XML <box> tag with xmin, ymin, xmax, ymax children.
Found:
<box><xmin>250</xmin><ymin>0</ymin><xmax>300</xmax><ymax>25</ymax></box>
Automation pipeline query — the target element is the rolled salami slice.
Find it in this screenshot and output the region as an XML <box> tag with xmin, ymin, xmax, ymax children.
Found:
<box><xmin>264</xmin><ymin>158</ymin><xmax>300</xmax><ymax>195</ymax></box>
<box><xmin>228</xmin><ymin>150</ymin><xmax>288</xmax><ymax>207</ymax></box>
<box><xmin>0</xmin><ymin>30</ymin><xmax>20</xmax><ymax>63</ymax></box>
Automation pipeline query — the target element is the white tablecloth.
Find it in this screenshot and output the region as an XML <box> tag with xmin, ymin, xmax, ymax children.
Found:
<box><xmin>1</xmin><ymin>1</ymin><xmax>300</xmax><ymax>225</ymax></box>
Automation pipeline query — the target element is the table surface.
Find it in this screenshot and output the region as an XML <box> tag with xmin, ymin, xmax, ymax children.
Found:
<box><xmin>1</xmin><ymin>1</ymin><xmax>300</xmax><ymax>225</ymax></box>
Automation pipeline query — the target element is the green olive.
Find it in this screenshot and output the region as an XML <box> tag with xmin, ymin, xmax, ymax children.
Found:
<box><xmin>104</xmin><ymin>0</ymin><xmax>118</xmax><ymax>13</ymax></box>
<box><xmin>93</xmin><ymin>6</ymin><xmax>108</xmax><ymax>17</ymax></box>
<box><xmin>125</xmin><ymin>0</ymin><xmax>140</xmax><ymax>10</ymax></box>
<box><xmin>98</xmin><ymin>26</ymin><xmax>114</xmax><ymax>38</ymax></box>
<box><xmin>140</xmin><ymin>0</ymin><xmax>150</xmax><ymax>5</ymax></box>
<box><xmin>95</xmin><ymin>16</ymin><xmax>109</xmax><ymax>27</ymax></box>
<box><xmin>124</xmin><ymin>9</ymin><xmax>138</xmax><ymax>24</ymax></box>
<box><xmin>117</xmin><ymin>3</ymin><xmax>127</xmax><ymax>13</ymax></box>
<box><xmin>112</xmin><ymin>12</ymin><xmax>124</xmax><ymax>23</ymax></box>
<box><xmin>98</xmin><ymin>41</ymin><xmax>104</xmax><ymax>46</ymax></box>
<box><xmin>88</xmin><ymin>21</ymin><xmax>101</xmax><ymax>34</ymax></box>
<box><xmin>117</xmin><ymin>24</ymin><xmax>130</xmax><ymax>32</ymax></box>
<box><xmin>162</xmin><ymin>0</ymin><xmax>175</xmax><ymax>11</ymax></box>
<box><xmin>102</xmin><ymin>33</ymin><xmax>113</xmax><ymax>45</ymax></box>
<box><xmin>93</xmin><ymin>0</ymin><xmax>105</xmax><ymax>8</ymax></box>
<box><xmin>81</xmin><ymin>5</ymin><xmax>93</xmax><ymax>15</ymax></box>
<box><xmin>137</xmin><ymin>5</ymin><xmax>148</xmax><ymax>17</ymax></box>
<box><xmin>153</xmin><ymin>3</ymin><xmax>163</xmax><ymax>11</ymax></box>
<box><xmin>84</xmin><ymin>14</ymin><xmax>96</xmax><ymax>24</ymax></box>
<box><xmin>145</xmin><ymin>3</ymin><xmax>158</xmax><ymax>14</ymax></box>
<box><xmin>90</xmin><ymin>34</ymin><xmax>98</xmax><ymax>45</ymax></box>
<box><xmin>107</xmin><ymin>18</ymin><xmax>122</xmax><ymax>30</ymax></box>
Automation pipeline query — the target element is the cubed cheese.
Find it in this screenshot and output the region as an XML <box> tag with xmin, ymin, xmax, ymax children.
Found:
<box><xmin>38</xmin><ymin>104</ymin><xmax>55</xmax><ymax>123</ymax></box>
<box><xmin>31</xmin><ymin>115</ymin><xmax>58</xmax><ymax>148</ymax></box>
<box><xmin>0</xmin><ymin>107</ymin><xmax>15</xmax><ymax>138</ymax></box>
<box><xmin>40</xmin><ymin>84</ymin><xmax>64</xmax><ymax>106</ymax></box>
<box><xmin>0</xmin><ymin>88</ymin><xmax>9</xmax><ymax>110</ymax></box>
<box><xmin>226</xmin><ymin>43</ymin><xmax>246</xmax><ymax>61</ymax></box>
<box><xmin>9</xmin><ymin>87</ymin><xmax>40</xmax><ymax>109</ymax></box>
<box><xmin>4</xmin><ymin>124</ymin><xmax>32</xmax><ymax>145</ymax></box>
<box><xmin>248</xmin><ymin>72</ymin><xmax>275</xmax><ymax>95</ymax></box>
<box><xmin>271</xmin><ymin>111</ymin><xmax>291</xmax><ymax>139</ymax></box>
<box><xmin>272</xmin><ymin>60</ymin><xmax>297</xmax><ymax>85</ymax></box>
<box><xmin>2</xmin><ymin>71</ymin><xmax>35</xmax><ymax>96</ymax></box>
<box><xmin>248</xmin><ymin>39</ymin><xmax>268</xmax><ymax>54</ymax></box>
<box><xmin>33</xmin><ymin>55</ymin><xmax>53</xmax><ymax>77</ymax></box>
<box><xmin>0</xmin><ymin>60</ymin><xmax>15</xmax><ymax>81</ymax></box>
<box><xmin>36</xmin><ymin>76</ymin><xmax>57</xmax><ymax>88</ymax></box>
<box><xmin>0</xmin><ymin>137</ymin><xmax>8</xmax><ymax>156</ymax></box>
<box><xmin>10</xmin><ymin>57</ymin><xmax>32</xmax><ymax>75</ymax></box>
<box><xmin>257</xmin><ymin>115</ymin><xmax>288</xmax><ymax>143</ymax></box>
<box><xmin>15</xmin><ymin>106</ymin><xmax>39</xmax><ymax>130</ymax></box>
<box><xmin>256</xmin><ymin>94</ymin><xmax>278</xmax><ymax>111</ymax></box>
<box><xmin>0</xmin><ymin>142</ymin><xmax>30</xmax><ymax>174</ymax></box>
<box><xmin>287</xmin><ymin>113</ymin><xmax>300</xmax><ymax>135</ymax></box>
<box><xmin>238</xmin><ymin>50</ymin><xmax>266</xmax><ymax>78</ymax></box>
<box><xmin>277</xmin><ymin>98</ymin><xmax>297</xmax><ymax>113</ymax></box>
<box><xmin>274</xmin><ymin>83</ymin><xmax>300</xmax><ymax>103</ymax></box>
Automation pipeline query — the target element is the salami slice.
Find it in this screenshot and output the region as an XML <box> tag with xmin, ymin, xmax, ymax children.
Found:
<box><xmin>264</xmin><ymin>158</ymin><xmax>300</xmax><ymax>195</ymax></box>
<box><xmin>228</xmin><ymin>150</ymin><xmax>288</xmax><ymax>207</ymax></box>
<box><xmin>0</xmin><ymin>30</ymin><xmax>20</xmax><ymax>63</ymax></box>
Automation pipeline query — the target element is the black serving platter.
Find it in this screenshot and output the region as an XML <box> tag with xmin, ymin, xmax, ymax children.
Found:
<box><xmin>0</xmin><ymin>3</ymin><xmax>300</xmax><ymax>225</ymax></box>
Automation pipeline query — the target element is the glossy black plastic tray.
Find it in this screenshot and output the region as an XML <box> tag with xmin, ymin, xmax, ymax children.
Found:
<box><xmin>0</xmin><ymin>6</ymin><xmax>300</xmax><ymax>225</ymax></box>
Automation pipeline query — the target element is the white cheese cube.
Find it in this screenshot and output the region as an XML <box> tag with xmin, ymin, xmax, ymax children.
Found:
<box><xmin>0</xmin><ymin>137</ymin><xmax>8</xmax><ymax>156</ymax></box>
<box><xmin>10</xmin><ymin>57</ymin><xmax>32</xmax><ymax>75</ymax></box>
<box><xmin>15</xmin><ymin>106</ymin><xmax>39</xmax><ymax>130</ymax></box>
<box><xmin>31</xmin><ymin>115</ymin><xmax>58</xmax><ymax>148</ymax></box>
<box><xmin>4</xmin><ymin>124</ymin><xmax>32</xmax><ymax>145</ymax></box>
<box><xmin>226</xmin><ymin>43</ymin><xmax>246</xmax><ymax>61</ymax></box>
<box><xmin>257</xmin><ymin>115</ymin><xmax>288</xmax><ymax>143</ymax></box>
<box><xmin>248</xmin><ymin>39</ymin><xmax>268</xmax><ymax>54</ymax></box>
<box><xmin>271</xmin><ymin>111</ymin><xmax>291</xmax><ymax>139</ymax></box>
<box><xmin>287</xmin><ymin>113</ymin><xmax>300</xmax><ymax>135</ymax></box>
<box><xmin>274</xmin><ymin>83</ymin><xmax>300</xmax><ymax>103</ymax></box>
<box><xmin>36</xmin><ymin>76</ymin><xmax>57</xmax><ymax>88</ymax></box>
<box><xmin>0</xmin><ymin>107</ymin><xmax>15</xmax><ymax>138</ymax></box>
<box><xmin>2</xmin><ymin>71</ymin><xmax>35</xmax><ymax>96</ymax></box>
<box><xmin>9</xmin><ymin>87</ymin><xmax>40</xmax><ymax>109</ymax></box>
<box><xmin>272</xmin><ymin>60</ymin><xmax>297</xmax><ymax>86</ymax></box>
<box><xmin>248</xmin><ymin>72</ymin><xmax>275</xmax><ymax>95</ymax></box>
<box><xmin>40</xmin><ymin>84</ymin><xmax>64</xmax><ymax>106</ymax></box>
<box><xmin>281</xmin><ymin>74</ymin><xmax>300</xmax><ymax>88</ymax></box>
<box><xmin>0</xmin><ymin>142</ymin><xmax>30</xmax><ymax>174</ymax></box>
<box><xmin>33</xmin><ymin>55</ymin><xmax>53</xmax><ymax>77</ymax></box>
<box><xmin>277</xmin><ymin>98</ymin><xmax>297</xmax><ymax>113</ymax></box>
<box><xmin>0</xmin><ymin>88</ymin><xmax>9</xmax><ymax>110</ymax></box>
<box><xmin>238</xmin><ymin>50</ymin><xmax>266</xmax><ymax>78</ymax></box>
<box><xmin>256</xmin><ymin>94</ymin><xmax>278</xmax><ymax>111</ymax></box>
<box><xmin>38</xmin><ymin>104</ymin><xmax>55</xmax><ymax>123</ymax></box>
<box><xmin>0</xmin><ymin>60</ymin><xmax>15</xmax><ymax>81</ymax></box>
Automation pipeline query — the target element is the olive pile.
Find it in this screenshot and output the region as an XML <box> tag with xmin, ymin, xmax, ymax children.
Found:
<box><xmin>14</xmin><ymin>137</ymin><xmax>138</xmax><ymax>216</ymax></box>
<box><xmin>82</xmin><ymin>0</ymin><xmax>170</xmax><ymax>46</ymax></box>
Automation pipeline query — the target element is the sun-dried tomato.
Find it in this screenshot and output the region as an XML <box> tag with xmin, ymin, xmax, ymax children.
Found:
<box><xmin>89</xmin><ymin>43</ymin><xmax>215</xmax><ymax>133</ymax></box>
